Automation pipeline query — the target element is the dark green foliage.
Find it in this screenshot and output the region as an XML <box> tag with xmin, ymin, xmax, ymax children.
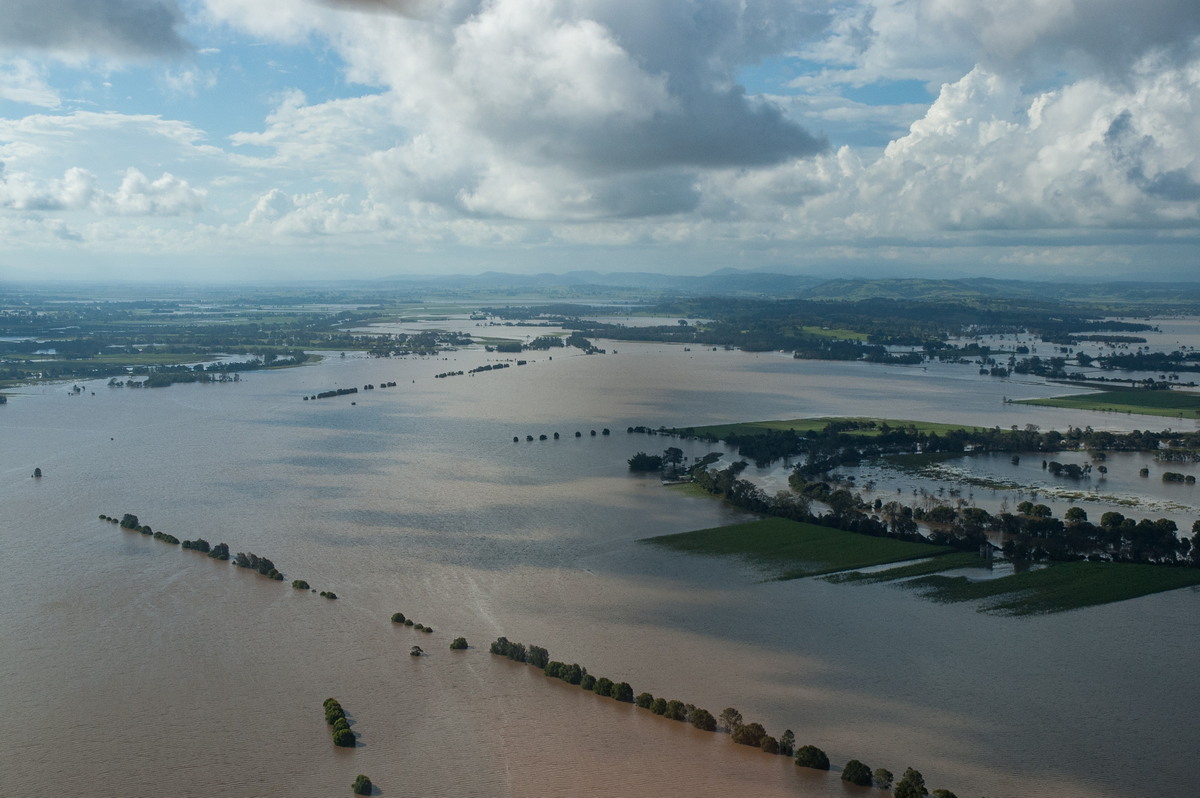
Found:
<box><xmin>320</xmin><ymin>591</ymin><xmax>338</xmax><ymax>599</ymax></box>
<box><xmin>324</xmin><ymin>698</ymin><xmax>346</xmax><ymax>725</ymax></box>
<box><xmin>580</xmin><ymin>674</ymin><xmax>597</xmax><ymax>691</ymax></box>
<box><xmin>690</xmin><ymin>708</ymin><xmax>717</xmax><ymax>731</ymax></box>
<box><xmin>351</xmin><ymin>774</ymin><xmax>372</xmax><ymax>795</ymax></box>
<box><xmin>332</xmin><ymin>728</ymin><xmax>355</xmax><ymax>747</ymax></box>
<box><xmin>404</xmin><ymin>618</ymin><xmax>413</xmax><ymax>625</ymax></box>
<box><xmin>208</xmin><ymin>542</ymin><xmax>230</xmax><ymax>560</ymax></box>
<box><xmin>234</xmin><ymin>551</ymin><xmax>279</xmax><ymax>577</ymax></box>
<box><xmin>873</xmin><ymin>768</ymin><xmax>894</xmax><ymax>789</ymax></box>
<box><xmin>449</xmin><ymin>637</ymin><xmax>467</xmax><ymax>650</ymax></box>
<box><xmin>760</xmin><ymin>735</ymin><xmax>779</xmax><ymax>755</ymax></box>
<box><xmin>152</xmin><ymin>531</ymin><xmax>180</xmax><ymax>545</ymax></box>
<box><xmin>628</xmin><ymin>451</ymin><xmax>664</xmax><ymax>471</ymax></box>
<box><xmin>182</xmin><ymin>537</ymin><xmax>210</xmax><ymax>553</ymax></box>
<box><xmin>663</xmin><ymin>700</ymin><xmax>688</xmax><ymax>721</ymax></box>
<box><xmin>842</xmin><ymin>759</ymin><xmax>873</xmax><ymax>786</ymax></box>
<box><xmin>119</xmin><ymin>513</ymin><xmax>139</xmax><ymax>529</ymax></box>
<box><xmin>293</xmin><ymin>580</ymin><xmax>310</xmax><ymax>590</ymax></box>
<box><xmin>490</xmin><ymin>637</ymin><xmax>527</xmax><ymax>662</ymax></box>
<box><xmin>611</xmin><ymin>682</ymin><xmax>634</xmax><ymax>702</ymax></box>
<box><xmin>526</xmin><ymin>645</ymin><xmax>550</xmax><ymax>669</ymax></box>
<box><xmin>649</xmin><ymin>697</ymin><xmax>667</xmax><ymax>715</ymax></box>
<box><xmin>634</xmin><ymin>692</ymin><xmax>655</xmax><ymax>709</ymax></box>
<box><xmin>562</xmin><ymin>663</ymin><xmax>583</xmax><ymax>684</ymax></box>
<box><xmin>593</xmin><ymin>677</ymin><xmax>614</xmax><ymax>697</ymax></box>
<box><xmin>543</xmin><ymin>660</ymin><xmax>564</xmax><ymax>678</ymax></box>
<box><xmin>414</xmin><ymin>624</ymin><xmax>424</xmax><ymax>631</ymax></box>
<box><xmin>391</xmin><ymin>612</ymin><xmax>406</xmax><ymax>624</ymax></box>
<box><xmin>794</xmin><ymin>745</ymin><xmax>830</xmax><ymax>770</ymax></box>
<box><xmin>779</xmin><ymin>729</ymin><xmax>795</xmax><ymax>757</ymax></box>
<box><xmin>931</xmin><ymin>790</ymin><xmax>957</xmax><ymax>798</ymax></box>
<box><xmin>332</xmin><ymin>718</ymin><xmax>350</xmax><ymax>734</ymax></box>
<box><xmin>719</xmin><ymin>707</ymin><xmax>743</xmax><ymax>733</ymax></box>
<box><xmin>893</xmin><ymin>767</ymin><xmax>927</xmax><ymax>798</ymax></box>
<box><xmin>732</xmin><ymin>722</ymin><xmax>767</xmax><ymax>747</ymax></box>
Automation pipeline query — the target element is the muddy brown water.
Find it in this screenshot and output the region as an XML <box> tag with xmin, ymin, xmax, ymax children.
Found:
<box><xmin>2</xmin><ymin>343</ymin><xmax>1197</xmax><ymax>797</ymax></box>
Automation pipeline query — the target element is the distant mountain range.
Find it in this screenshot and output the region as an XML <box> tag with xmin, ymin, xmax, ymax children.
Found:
<box><xmin>370</xmin><ymin>269</ymin><xmax>1200</xmax><ymax>306</ymax></box>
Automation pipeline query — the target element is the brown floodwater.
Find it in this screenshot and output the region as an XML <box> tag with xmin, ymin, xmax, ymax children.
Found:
<box><xmin>2</xmin><ymin>341</ymin><xmax>1198</xmax><ymax>797</ymax></box>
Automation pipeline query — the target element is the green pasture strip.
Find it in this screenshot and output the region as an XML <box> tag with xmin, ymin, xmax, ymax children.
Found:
<box><xmin>906</xmin><ymin>560</ymin><xmax>1200</xmax><ymax>615</ymax></box>
<box><xmin>686</xmin><ymin>417</ymin><xmax>989</xmax><ymax>440</ymax></box>
<box><xmin>799</xmin><ymin>325</ymin><xmax>869</xmax><ymax>341</ymax></box>
<box><xmin>643</xmin><ymin>517</ymin><xmax>954</xmax><ymax>579</ymax></box>
<box><xmin>825</xmin><ymin>552</ymin><xmax>987</xmax><ymax>583</ymax></box>
<box><xmin>1013</xmin><ymin>390</ymin><xmax>1200</xmax><ymax>418</ymax></box>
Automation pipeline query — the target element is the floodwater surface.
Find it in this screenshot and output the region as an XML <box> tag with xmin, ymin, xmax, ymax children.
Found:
<box><xmin>2</xmin><ymin>340</ymin><xmax>1198</xmax><ymax>798</ymax></box>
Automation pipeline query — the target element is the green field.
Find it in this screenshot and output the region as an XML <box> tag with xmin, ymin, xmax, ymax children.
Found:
<box><xmin>1014</xmin><ymin>389</ymin><xmax>1200</xmax><ymax>418</ymax></box>
<box><xmin>904</xmin><ymin>560</ymin><xmax>1200</xmax><ymax>615</ymax></box>
<box><xmin>685</xmin><ymin>416</ymin><xmax>988</xmax><ymax>440</ymax></box>
<box><xmin>826</xmin><ymin>552</ymin><xmax>987</xmax><ymax>583</ymax></box>
<box><xmin>799</xmin><ymin>325</ymin><xmax>869</xmax><ymax>341</ymax></box>
<box><xmin>643</xmin><ymin>518</ymin><xmax>954</xmax><ymax>579</ymax></box>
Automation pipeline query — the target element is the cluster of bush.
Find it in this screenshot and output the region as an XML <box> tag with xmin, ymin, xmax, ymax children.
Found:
<box><xmin>351</xmin><ymin>774</ymin><xmax>372</xmax><ymax>795</ymax></box>
<box><xmin>488</xmin><ymin>636</ymin><xmax>958</xmax><ymax>796</ymax></box>
<box><xmin>180</xmin><ymin>536</ymin><xmax>230</xmax><ymax>560</ymax></box>
<box><xmin>233</xmin><ymin>551</ymin><xmax>283</xmax><ymax>581</ymax></box>
<box><xmin>103</xmin><ymin>514</ymin><xmax>182</xmax><ymax>545</ymax></box>
<box><xmin>390</xmin><ymin>612</ymin><xmax>433</xmax><ymax>633</ymax></box>
<box><xmin>105</xmin><ymin>511</ymin><xmax>351</xmax><ymax>594</ymax></box>
<box><xmin>323</xmin><ymin>698</ymin><xmax>355</xmax><ymax>747</ymax></box>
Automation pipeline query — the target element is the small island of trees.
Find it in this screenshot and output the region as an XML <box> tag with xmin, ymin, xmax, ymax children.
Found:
<box><xmin>323</xmin><ymin>698</ymin><xmax>355</xmax><ymax>747</ymax></box>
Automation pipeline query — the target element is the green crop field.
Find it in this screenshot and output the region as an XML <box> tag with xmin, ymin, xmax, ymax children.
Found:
<box><xmin>643</xmin><ymin>518</ymin><xmax>954</xmax><ymax>579</ymax></box>
<box><xmin>1014</xmin><ymin>389</ymin><xmax>1200</xmax><ymax>418</ymax></box>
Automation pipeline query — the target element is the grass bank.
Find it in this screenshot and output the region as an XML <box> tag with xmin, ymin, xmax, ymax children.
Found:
<box><xmin>685</xmin><ymin>416</ymin><xmax>989</xmax><ymax>440</ymax></box>
<box><xmin>643</xmin><ymin>518</ymin><xmax>954</xmax><ymax>579</ymax></box>
<box><xmin>1013</xmin><ymin>389</ymin><xmax>1200</xmax><ymax>418</ymax></box>
<box><xmin>905</xmin><ymin>560</ymin><xmax>1200</xmax><ymax>615</ymax></box>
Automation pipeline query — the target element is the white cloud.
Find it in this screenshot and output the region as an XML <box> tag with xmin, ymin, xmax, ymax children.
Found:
<box><xmin>0</xmin><ymin>164</ymin><xmax>204</xmax><ymax>215</ymax></box>
<box><xmin>0</xmin><ymin>59</ymin><xmax>60</xmax><ymax>107</ymax></box>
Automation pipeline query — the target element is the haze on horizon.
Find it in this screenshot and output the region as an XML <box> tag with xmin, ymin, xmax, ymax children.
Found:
<box><xmin>1</xmin><ymin>0</ymin><xmax>1199</xmax><ymax>284</ymax></box>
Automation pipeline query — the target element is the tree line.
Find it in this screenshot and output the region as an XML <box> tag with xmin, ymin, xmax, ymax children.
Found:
<box><xmin>488</xmin><ymin>637</ymin><xmax>958</xmax><ymax>796</ymax></box>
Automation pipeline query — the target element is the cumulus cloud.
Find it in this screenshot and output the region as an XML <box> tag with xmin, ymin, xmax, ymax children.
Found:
<box><xmin>802</xmin><ymin>0</ymin><xmax>1200</xmax><ymax>88</ymax></box>
<box><xmin>0</xmin><ymin>59</ymin><xmax>60</xmax><ymax>107</ymax></box>
<box><xmin>210</xmin><ymin>0</ymin><xmax>828</xmax><ymax>220</ymax></box>
<box><xmin>0</xmin><ymin>0</ymin><xmax>190</xmax><ymax>60</ymax></box>
<box><xmin>0</xmin><ymin>165</ymin><xmax>205</xmax><ymax>215</ymax></box>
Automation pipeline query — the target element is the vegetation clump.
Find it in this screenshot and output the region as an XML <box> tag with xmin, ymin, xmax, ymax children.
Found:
<box><xmin>893</xmin><ymin>767</ymin><xmax>928</xmax><ymax>798</ymax></box>
<box><xmin>323</xmin><ymin>698</ymin><xmax>355</xmax><ymax>747</ymax></box>
<box><xmin>794</xmin><ymin>745</ymin><xmax>830</xmax><ymax>770</ymax></box>
<box><xmin>292</xmin><ymin>579</ymin><xmax>310</xmax><ymax>590</ymax></box>
<box><xmin>320</xmin><ymin>591</ymin><xmax>338</xmax><ymax>599</ymax></box>
<box><xmin>351</xmin><ymin>774</ymin><xmax>372</xmax><ymax>795</ymax></box>
<box><xmin>449</xmin><ymin>637</ymin><xmax>468</xmax><ymax>650</ymax></box>
<box><xmin>841</xmin><ymin>759</ymin><xmax>873</xmax><ymax>786</ymax></box>
<box><xmin>233</xmin><ymin>551</ymin><xmax>282</xmax><ymax>580</ymax></box>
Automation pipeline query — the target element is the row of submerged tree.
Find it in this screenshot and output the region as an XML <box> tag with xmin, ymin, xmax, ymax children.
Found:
<box><xmin>487</xmin><ymin>637</ymin><xmax>958</xmax><ymax>796</ymax></box>
<box><xmin>323</xmin><ymin>698</ymin><xmax>356</xmax><ymax>748</ymax></box>
<box><xmin>514</xmin><ymin>428</ymin><xmax>610</xmax><ymax>442</ymax></box>
<box><xmin>103</xmin><ymin>512</ymin><xmax>356</xmax><ymax>594</ymax></box>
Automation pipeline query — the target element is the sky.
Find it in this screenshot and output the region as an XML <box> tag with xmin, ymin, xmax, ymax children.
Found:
<box><xmin>1</xmin><ymin>0</ymin><xmax>1199</xmax><ymax>283</ymax></box>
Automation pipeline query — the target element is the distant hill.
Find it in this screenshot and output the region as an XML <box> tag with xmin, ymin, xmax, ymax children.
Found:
<box><xmin>370</xmin><ymin>269</ymin><xmax>1200</xmax><ymax>309</ymax></box>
